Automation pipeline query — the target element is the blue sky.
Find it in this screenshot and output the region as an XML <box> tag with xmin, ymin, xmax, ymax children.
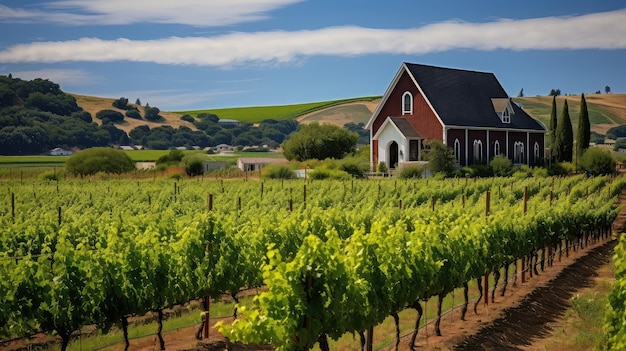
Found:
<box><xmin>0</xmin><ymin>0</ymin><xmax>624</xmax><ymax>111</ymax></box>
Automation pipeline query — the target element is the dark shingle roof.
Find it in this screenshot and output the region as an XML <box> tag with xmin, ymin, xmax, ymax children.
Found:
<box><xmin>390</xmin><ymin>117</ymin><xmax>422</xmax><ymax>138</ymax></box>
<box><xmin>405</xmin><ymin>63</ymin><xmax>545</xmax><ymax>131</ymax></box>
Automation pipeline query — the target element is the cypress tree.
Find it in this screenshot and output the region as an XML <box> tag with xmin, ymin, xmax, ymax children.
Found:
<box><xmin>554</xmin><ymin>99</ymin><xmax>573</xmax><ymax>162</ymax></box>
<box><xmin>549</xmin><ymin>95</ymin><xmax>558</xmax><ymax>159</ymax></box>
<box><xmin>576</xmin><ymin>93</ymin><xmax>590</xmax><ymax>159</ymax></box>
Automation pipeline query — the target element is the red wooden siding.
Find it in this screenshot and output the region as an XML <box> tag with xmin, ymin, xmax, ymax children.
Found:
<box><xmin>372</xmin><ymin>70</ymin><xmax>443</xmax><ymax>140</ymax></box>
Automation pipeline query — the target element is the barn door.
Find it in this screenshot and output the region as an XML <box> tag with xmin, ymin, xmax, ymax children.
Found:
<box><xmin>389</xmin><ymin>141</ymin><xmax>399</xmax><ymax>169</ymax></box>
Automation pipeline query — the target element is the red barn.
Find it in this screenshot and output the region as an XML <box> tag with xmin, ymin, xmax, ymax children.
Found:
<box><xmin>365</xmin><ymin>63</ymin><xmax>547</xmax><ymax>171</ymax></box>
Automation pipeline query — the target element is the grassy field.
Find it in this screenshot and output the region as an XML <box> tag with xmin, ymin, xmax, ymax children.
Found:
<box><xmin>177</xmin><ymin>96</ymin><xmax>381</xmax><ymax>123</ymax></box>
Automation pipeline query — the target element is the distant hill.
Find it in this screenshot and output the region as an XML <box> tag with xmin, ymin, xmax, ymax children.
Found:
<box><xmin>72</xmin><ymin>93</ymin><xmax>625</xmax><ymax>136</ymax></box>
<box><xmin>514</xmin><ymin>94</ymin><xmax>626</xmax><ymax>135</ymax></box>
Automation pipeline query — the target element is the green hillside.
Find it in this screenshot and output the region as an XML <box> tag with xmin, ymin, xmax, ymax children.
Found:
<box><xmin>514</xmin><ymin>94</ymin><xmax>626</xmax><ymax>135</ymax></box>
<box><xmin>176</xmin><ymin>96</ymin><xmax>380</xmax><ymax>123</ymax></box>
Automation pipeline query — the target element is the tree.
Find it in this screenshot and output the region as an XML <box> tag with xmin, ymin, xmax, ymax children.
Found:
<box><xmin>549</xmin><ymin>95</ymin><xmax>558</xmax><ymax>157</ymax></box>
<box><xmin>66</xmin><ymin>147</ymin><xmax>135</xmax><ymax>176</ymax></box>
<box><xmin>549</xmin><ymin>89</ymin><xmax>561</xmax><ymax>96</ymax></box>
<box><xmin>554</xmin><ymin>100</ymin><xmax>573</xmax><ymax>162</ymax></box>
<box><xmin>424</xmin><ymin>140</ymin><xmax>455</xmax><ymax>175</ymax></box>
<box><xmin>135</xmin><ymin>98</ymin><xmax>141</xmax><ymax>106</ymax></box>
<box><xmin>579</xmin><ymin>147</ymin><xmax>615</xmax><ymax>175</ymax></box>
<box><xmin>576</xmin><ymin>93</ymin><xmax>590</xmax><ymax>160</ymax></box>
<box><xmin>282</xmin><ymin>123</ymin><xmax>358</xmax><ymax>161</ymax></box>
<box><xmin>605</xmin><ymin>85</ymin><xmax>611</xmax><ymax>94</ymax></box>
<box><xmin>96</xmin><ymin>109</ymin><xmax>124</xmax><ymax>123</ymax></box>
<box><xmin>112</xmin><ymin>97</ymin><xmax>129</xmax><ymax>110</ymax></box>
<box><xmin>517</xmin><ymin>88</ymin><xmax>524</xmax><ymax>97</ymax></box>
<box><xmin>144</xmin><ymin>106</ymin><xmax>162</xmax><ymax>121</ymax></box>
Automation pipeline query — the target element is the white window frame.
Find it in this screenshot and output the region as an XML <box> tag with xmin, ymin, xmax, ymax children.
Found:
<box><xmin>534</xmin><ymin>142</ymin><xmax>540</xmax><ymax>163</ymax></box>
<box><xmin>402</xmin><ymin>91</ymin><xmax>413</xmax><ymax>115</ymax></box>
<box><xmin>502</xmin><ymin>108</ymin><xmax>510</xmax><ymax>123</ymax></box>
<box><xmin>494</xmin><ymin>140</ymin><xmax>500</xmax><ymax>156</ymax></box>
<box><xmin>473</xmin><ymin>139</ymin><xmax>483</xmax><ymax>163</ymax></box>
<box><xmin>454</xmin><ymin>138</ymin><xmax>461</xmax><ymax>165</ymax></box>
<box><xmin>514</xmin><ymin>141</ymin><xmax>524</xmax><ymax>164</ymax></box>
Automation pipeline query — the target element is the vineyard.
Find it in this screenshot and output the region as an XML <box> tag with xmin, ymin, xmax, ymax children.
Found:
<box><xmin>0</xmin><ymin>175</ymin><xmax>624</xmax><ymax>351</ymax></box>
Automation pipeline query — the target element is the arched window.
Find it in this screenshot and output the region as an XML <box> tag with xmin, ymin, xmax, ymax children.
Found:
<box><xmin>454</xmin><ymin>138</ymin><xmax>461</xmax><ymax>165</ymax></box>
<box><xmin>513</xmin><ymin>141</ymin><xmax>523</xmax><ymax>164</ymax></box>
<box><xmin>502</xmin><ymin>108</ymin><xmax>510</xmax><ymax>123</ymax></box>
<box><xmin>402</xmin><ymin>91</ymin><xmax>413</xmax><ymax>115</ymax></box>
<box><xmin>534</xmin><ymin>142</ymin><xmax>540</xmax><ymax>163</ymax></box>
<box><xmin>473</xmin><ymin>139</ymin><xmax>483</xmax><ymax>163</ymax></box>
<box><xmin>494</xmin><ymin>140</ymin><xmax>500</xmax><ymax>156</ymax></box>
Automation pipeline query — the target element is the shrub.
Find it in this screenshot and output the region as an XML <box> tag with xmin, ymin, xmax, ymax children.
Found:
<box><xmin>309</xmin><ymin>166</ymin><xmax>350</xmax><ymax>180</ymax></box>
<box><xmin>156</xmin><ymin>150</ymin><xmax>185</xmax><ymax>166</ymax></box>
<box><xmin>489</xmin><ymin>155</ymin><xmax>513</xmax><ymax>177</ymax></box>
<box><xmin>66</xmin><ymin>147</ymin><xmax>135</xmax><ymax>176</ymax></box>
<box><xmin>512</xmin><ymin>165</ymin><xmax>533</xmax><ymax>179</ymax></box>
<box><xmin>144</xmin><ymin>106</ymin><xmax>162</xmax><ymax>121</ymax></box>
<box><xmin>532</xmin><ymin>167</ymin><xmax>549</xmax><ymax>178</ymax></box>
<box><xmin>579</xmin><ymin>147</ymin><xmax>616</xmax><ymax>175</ymax></box>
<box><xmin>424</xmin><ymin>140</ymin><xmax>455</xmax><ymax>175</ymax></box>
<box><xmin>262</xmin><ymin>164</ymin><xmax>295</xmax><ymax>179</ymax></box>
<box><xmin>397</xmin><ymin>164</ymin><xmax>425</xmax><ymax>179</ymax></box>
<box><xmin>96</xmin><ymin>109</ymin><xmax>124</xmax><ymax>123</ymax></box>
<box><xmin>38</xmin><ymin>170</ymin><xmax>58</xmax><ymax>181</ymax></box>
<box><xmin>549</xmin><ymin>162</ymin><xmax>576</xmax><ymax>176</ymax></box>
<box><xmin>182</xmin><ymin>154</ymin><xmax>205</xmax><ymax>177</ymax></box>
<box><xmin>112</xmin><ymin>97</ymin><xmax>129</xmax><ymax>109</ymax></box>
<box><xmin>376</xmin><ymin>161</ymin><xmax>388</xmax><ymax>174</ymax></box>
<box><xmin>181</xmin><ymin>114</ymin><xmax>195</xmax><ymax>123</ymax></box>
<box><xmin>339</xmin><ymin>158</ymin><xmax>368</xmax><ymax>178</ymax></box>
<box><xmin>125</xmin><ymin>109</ymin><xmax>142</xmax><ymax>119</ymax></box>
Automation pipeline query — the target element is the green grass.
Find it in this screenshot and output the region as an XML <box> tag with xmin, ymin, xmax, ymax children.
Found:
<box><xmin>0</xmin><ymin>155</ymin><xmax>69</xmax><ymax>165</ymax></box>
<box><xmin>176</xmin><ymin>96</ymin><xmax>381</xmax><ymax>123</ymax></box>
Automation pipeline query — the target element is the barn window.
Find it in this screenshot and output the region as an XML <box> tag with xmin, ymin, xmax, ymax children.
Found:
<box><xmin>402</xmin><ymin>91</ymin><xmax>413</xmax><ymax>115</ymax></box>
<box><xmin>502</xmin><ymin>108</ymin><xmax>510</xmax><ymax>123</ymax></box>
<box><xmin>494</xmin><ymin>140</ymin><xmax>500</xmax><ymax>156</ymax></box>
<box><xmin>473</xmin><ymin>139</ymin><xmax>483</xmax><ymax>163</ymax></box>
<box><xmin>534</xmin><ymin>142</ymin><xmax>540</xmax><ymax>163</ymax></box>
<box><xmin>454</xmin><ymin>138</ymin><xmax>461</xmax><ymax>165</ymax></box>
<box><xmin>514</xmin><ymin>141</ymin><xmax>525</xmax><ymax>164</ymax></box>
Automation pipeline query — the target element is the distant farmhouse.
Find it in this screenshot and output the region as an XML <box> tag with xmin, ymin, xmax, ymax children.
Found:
<box><xmin>48</xmin><ymin>148</ymin><xmax>73</xmax><ymax>156</ymax></box>
<box><xmin>237</xmin><ymin>157</ymin><xmax>289</xmax><ymax>172</ymax></box>
<box><xmin>366</xmin><ymin>63</ymin><xmax>547</xmax><ymax>171</ymax></box>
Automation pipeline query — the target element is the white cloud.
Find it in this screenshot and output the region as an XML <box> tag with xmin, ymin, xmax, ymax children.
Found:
<box><xmin>7</xmin><ymin>68</ymin><xmax>99</xmax><ymax>86</ymax></box>
<box><xmin>0</xmin><ymin>0</ymin><xmax>302</xmax><ymax>26</ymax></box>
<box><xmin>0</xmin><ymin>9</ymin><xmax>625</xmax><ymax>66</ymax></box>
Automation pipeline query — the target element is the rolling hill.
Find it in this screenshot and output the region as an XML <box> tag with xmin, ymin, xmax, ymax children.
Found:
<box><xmin>72</xmin><ymin>93</ymin><xmax>626</xmax><ymax>136</ymax></box>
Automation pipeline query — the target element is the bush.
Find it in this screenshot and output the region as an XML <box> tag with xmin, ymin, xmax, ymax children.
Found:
<box><xmin>125</xmin><ymin>109</ymin><xmax>142</xmax><ymax>119</ymax></box>
<box><xmin>156</xmin><ymin>150</ymin><xmax>185</xmax><ymax>166</ymax></box>
<box><xmin>376</xmin><ymin>161</ymin><xmax>388</xmax><ymax>174</ymax></box>
<box><xmin>262</xmin><ymin>164</ymin><xmax>296</xmax><ymax>179</ymax></box>
<box><xmin>309</xmin><ymin>166</ymin><xmax>350</xmax><ymax>180</ymax></box>
<box><xmin>512</xmin><ymin>165</ymin><xmax>533</xmax><ymax>179</ymax></box>
<box><xmin>532</xmin><ymin>167</ymin><xmax>549</xmax><ymax>178</ymax></box>
<box><xmin>579</xmin><ymin>147</ymin><xmax>616</xmax><ymax>175</ymax></box>
<box><xmin>489</xmin><ymin>155</ymin><xmax>513</xmax><ymax>177</ymax></box>
<box><xmin>339</xmin><ymin>158</ymin><xmax>368</xmax><ymax>178</ymax></box>
<box><xmin>112</xmin><ymin>97</ymin><xmax>129</xmax><ymax>109</ymax></box>
<box><xmin>424</xmin><ymin>140</ymin><xmax>455</xmax><ymax>175</ymax></box>
<box><xmin>397</xmin><ymin>164</ymin><xmax>425</xmax><ymax>179</ymax></box>
<box><xmin>549</xmin><ymin>162</ymin><xmax>576</xmax><ymax>176</ymax></box>
<box><xmin>144</xmin><ymin>106</ymin><xmax>162</xmax><ymax>121</ymax></box>
<box><xmin>181</xmin><ymin>114</ymin><xmax>195</xmax><ymax>123</ymax></box>
<box><xmin>96</xmin><ymin>109</ymin><xmax>124</xmax><ymax>123</ymax></box>
<box><xmin>66</xmin><ymin>147</ymin><xmax>135</xmax><ymax>176</ymax></box>
<box><xmin>38</xmin><ymin>170</ymin><xmax>58</xmax><ymax>181</ymax></box>
<box><xmin>182</xmin><ymin>154</ymin><xmax>205</xmax><ymax>177</ymax></box>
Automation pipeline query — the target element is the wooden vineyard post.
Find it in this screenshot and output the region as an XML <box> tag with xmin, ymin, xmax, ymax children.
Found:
<box><xmin>521</xmin><ymin>257</ymin><xmax>526</xmax><ymax>283</ymax></box>
<box><xmin>261</xmin><ymin>182</ymin><xmax>264</xmax><ymax>199</ymax></box>
<box><xmin>431</xmin><ymin>196</ymin><xmax>436</xmax><ymax>211</ymax></box>
<box><xmin>399</xmin><ymin>199</ymin><xmax>402</xmax><ymax>209</ymax></box>
<box><xmin>204</xmin><ymin>296</ymin><xmax>210</xmax><ymax>338</ymax></box>
<box><xmin>462</xmin><ymin>194</ymin><xmax>465</xmax><ymax>208</ymax></box>
<box><xmin>238</xmin><ymin>197</ymin><xmax>241</xmax><ymax>211</ymax></box>
<box><xmin>207</xmin><ymin>194</ymin><xmax>213</xmax><ymax>212</ymax></box>
<box><xmin>58</xmin><ymin>206</ymin><xmax>62</xmax><ymax>226</ymax></box>
<box><xmin>484</xmin><ymin>272</ymin><xmax>489</xmax><ymax>306</ymax></box>
<box><xmin>523</xmin><ymin>186</ymin><xmax>528</xmax><ymax>214</ymax></box>
<box><xmin>303</xmin><ymin>184</ymin><xmax>307</xmax><ymax>209</ymax></box>
<box><xmin>550</xmin><ymin>190</ymin><xmax>553</xmax><ymax>206</ymax></box>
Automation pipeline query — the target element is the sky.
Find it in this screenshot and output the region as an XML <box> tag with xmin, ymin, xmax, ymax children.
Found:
<box><xmin>0</xmin><ymin>0</ymin><xmax>625</xmax><ymax>111</ymax></box>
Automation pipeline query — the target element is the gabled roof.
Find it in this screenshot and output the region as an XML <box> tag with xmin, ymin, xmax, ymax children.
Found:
<box><xmin>367</xmin><ymin>63</ymin><xmax>546</xmax><ymax>132</ymax></box>
<box><xmin>491</xmin><ymin>98</ymin><xmax>513</xmax><ymax>115</ymax></box>
<box><xmin>405</xmin><ymin>63</ymin><xmax>544</xmax><ymax>130</ymax></box>
<box><xmin>374</xmin><ymin>117</ymin><xmax>422</xmax><ymax>140</ymax></box>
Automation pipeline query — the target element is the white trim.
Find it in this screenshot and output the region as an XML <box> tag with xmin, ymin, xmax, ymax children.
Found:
<box><xmin>473</xmin><ymin>139</ymin><xmax>483</xmax><ymax>163</ymax></box>
<box><xmin>445</xmin><ymin>125</ymin><xmax>546</xmax><ymax>134</ymax></box>
<box><xmin>526</xmin><ymin>133</ymin><xmax>530</xmax><ymax>165</ymax></box>
<box><xmin>454</xmin><ymin>138</ymin><xmax>461</xmax><ymax>165</ymax></box>
<box><xmin>402</xmin><ymin>91</ymin><xmax>413</xmax><ymax>115</ymax></box>
<box><xmin>464</xmin><ymin>129</ymin><xmax>469</xmax><ymax>166</ymax></box>
<box><xmin>514</xmin><ymin>141</ymin><xmax>525</xmax><ymax>164</ymax></box>
<box><xmin>366</xmin><ymin>65</ymin><xmax>406</xmax><ymax>130</ymax></box>
<box><xmin>494</xmin><ymin>140</ymin><xmax>501</xmax><ymax>156</ymax></box>
<box><xmin>534</xmin><ymin>142</ymin><xmax>540</xmax><ymax>163</ymax></box>
<box><xmin>506</xmin><ymin>131</ymin><xmax>509</xmax><ymax>157</ymax></box>
<box><xmin>486</xmin><ymin>130</ymin><xmax>490</xmax><ymax>161</ymax></box>
<box><xmin>372</xmin><ymin>116</ymin><xmax>408</xmax><ymax>141</ymax></box>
